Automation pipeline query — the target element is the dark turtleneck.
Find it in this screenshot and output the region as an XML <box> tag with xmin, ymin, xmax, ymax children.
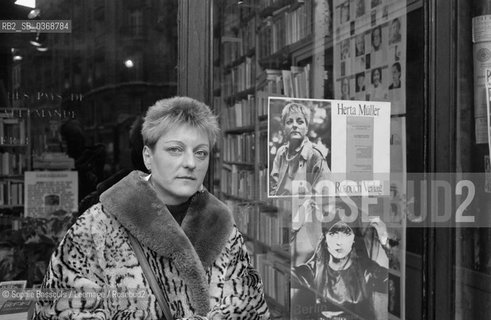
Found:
<box><xmin>166</xmin><ymin>196</ymin><xmax>192</xmax><ymax>225</ymax></box>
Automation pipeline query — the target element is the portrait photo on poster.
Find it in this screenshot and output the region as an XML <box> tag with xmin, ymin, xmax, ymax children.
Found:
<box><xmin>389</xmin><ymin>17</ymin><xmax>402</xmax><ymax>45</ymax></box>
<box><xmin>333</xmin><ymin>0</ymin><xmax>408</xmax><ymax>115</ymax></box>
<box><xmin>355</xmin><ymin>33</ymin><xmax>366</xmax><ymax>57</ymax></box>
<box><xmin>267</xmin><ymin>97</ymin><xmax>331</xmax><ymax>198</ymax></box>
<box><xmin>290</xmin><ymin>199</ymin><xmax>390</xmax><ymax>320</ymax></box>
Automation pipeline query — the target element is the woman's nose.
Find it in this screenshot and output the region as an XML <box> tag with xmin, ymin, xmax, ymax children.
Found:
<box><xmin>182</xmin><ymin>150</ymin><xmax>196</xmax><ymax>169</ymax></box>
<box><xmin>334</xmin><ymin>235</ymin><xmax>343</xmax><ymax>244</ymax></box>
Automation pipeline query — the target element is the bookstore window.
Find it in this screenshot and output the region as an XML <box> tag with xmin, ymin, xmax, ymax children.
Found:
<box><xmin>0</xmin><ymin>0</ymin><xmax>489</xmax><ymax>319</ymax></box>
<box><xmin>0</xmin><ymin>0</ymin><xmax>178</xmax><ymax>288</ymax></box>
<box><xmin>452</xmin><ymin>0</ymin><xmax>491</xmax><ymax>319</ymax></box>
<box><xmin>211</xmin><ymin>0</ymin><xmax>491</xmax><ymax>318</ymax></box>
<box><xmin>211</xmin><ymin>0</ymin><xmax>427</xmax><ymax>319</ymax></box>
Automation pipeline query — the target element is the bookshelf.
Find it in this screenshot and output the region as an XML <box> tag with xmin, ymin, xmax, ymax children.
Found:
<box><xmin>0</xmin><ymin>108</ymin><xmax>32</xmax><ymax>281</ymax></box>
<box><xmin>212</xmin><ymin>0</ymin><xmax>324</xmax><ymax>318</ymax></box>
<box><xmin>0</xmin><ymin>109</ymin><xmax>31</xmax><ymax>213</ymax></box>
<box><xmin>0</xmin><ymin>107</ymin><xmax>78</xmax><ymax>285</ymax></box>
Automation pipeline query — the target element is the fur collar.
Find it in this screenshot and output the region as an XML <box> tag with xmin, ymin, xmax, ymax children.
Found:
<box><xmin>99</xmin><ymin>170</ymin><xmax>234</xmax><ymax>314</ymax></box>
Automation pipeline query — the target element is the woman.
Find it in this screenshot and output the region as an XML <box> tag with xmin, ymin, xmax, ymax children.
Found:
<box><xmin>355</xmin><ymin>34</ymin><xmax>365</xmax><ymax>57</ymax></box>
<box><xmin>355</xmin><ymin>72</ymin><xmax>366</xmax><ymax>93</ymax></box>
<box><xmin>370</xmin><ymin>67</ymin><xmax>388</xmax><ymax>101</ymax></box>
<box><xmin>270</xmin><ymin>102</ymin><xmax>330</xmax><ymax>197</ymax></box>
<box><xmin>292</xmin><ymin>215</ymin><xmax>388</xmax><ymax>320</ymax></box>
<box><xmin>389</xmin><ymin>18</ymin><xmax>402</xmax><ymax>45</ymax></box>
<box><xmin>371</xmin><ymin>26</ymin><xmax>382</xmax><ymax>52</ymax></box>
<box><xmin>389</xmin><ymin>62</ymin><xmax>401</xmax><ymax>89</ymax></box>
<box><xmin>35</xmin><ymin>97</ymin><xmax>271</xmax><ymax>319</ymax></box>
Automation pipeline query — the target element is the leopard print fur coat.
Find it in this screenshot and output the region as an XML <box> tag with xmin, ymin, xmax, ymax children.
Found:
<box><xmin>35</xmin><ymin>171</ymin><xmax>270</xmax><ymax>319</ymax></box>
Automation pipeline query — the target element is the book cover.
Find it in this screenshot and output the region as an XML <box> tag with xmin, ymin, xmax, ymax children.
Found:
<box><xmin>0</xmin><ymin>300</ymin><xmax>35</xmax><ymax>320</ymax></box>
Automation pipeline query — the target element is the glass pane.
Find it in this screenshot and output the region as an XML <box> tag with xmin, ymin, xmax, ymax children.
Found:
<box><xmin>0</xmin><ymin>0</ymin><xmax>178</xmax><ymax>285</ymax></box>
<box><xmin>454</xmin><ymin>0</ymin><xmax>491</xmax><ymax>318</ymax></box>
<box><xmin>212</xmin><ymin>0</ymin><xmax>425</xmax><ymax>319</ymax></box>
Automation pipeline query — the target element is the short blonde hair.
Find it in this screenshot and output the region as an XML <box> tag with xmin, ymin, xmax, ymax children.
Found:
<box><xmin>281</xmin><ymin>102</ymin><xmax>311</xmax><ymax>127</ymax></box>
<box><xmin>142</xmin><ymin>96</ymin><xmax>220</xmax><ymax>149</ymax></box>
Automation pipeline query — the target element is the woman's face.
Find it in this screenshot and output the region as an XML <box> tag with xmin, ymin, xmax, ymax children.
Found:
<box><xmin>373</xmin><ymin>69</ymin><xmax>381</xmax><ymax>86</ymax></box>
<box><xmin>356</xmin><ymin>35</ymin><xmax>364</xmax><ymax>51</ymax></box>
<box><xmin>325</xmin><ymin>222</ymin><xmax>355</xmax><ymax>259</ymax></box>
<box><xmin>284</xmin><ymin>111</ymin><xmax>308</xmax><ymax>141</ymax></box>
<box><xmin>357</xmin><ymin>74</ymin><xmax>365</xmax><ymax>88</ymax></box>
<box><xmin>143</xmin><ymin>124</ymin><xmax>210</xmax><ymax>205</ymax></box>
<box><xmin>372</xmin><ymin>28</ymin><xmax>381</xmax><ymax>48</ymax></box>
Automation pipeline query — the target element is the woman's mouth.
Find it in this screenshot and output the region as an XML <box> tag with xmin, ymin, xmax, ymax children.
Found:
<box><xmin>177</xmin><ymin>176</ymin><xmax>196</xmax><ymax>180</ymax></box>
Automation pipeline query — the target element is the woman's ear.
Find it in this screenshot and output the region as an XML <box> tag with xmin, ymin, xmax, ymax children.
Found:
<box><xmin>142</xmin><ymin>146</ymin><xmax>152</xmax><ymax>172</ymax></box>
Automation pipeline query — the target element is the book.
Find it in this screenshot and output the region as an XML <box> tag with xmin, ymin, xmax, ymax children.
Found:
<box><xmin>0</xmin><ymin>280</ymin><xmax>27</xmax><ymax>290</ymax></box>
<box><xmin>32</xmin><ymin>153</ymin><xmax>75</xmax><ymax>170</ymax></box>
<box><xmin>0</xmin><ymin>300</ymin><xmax>35</xmax><ymax>320</ymax></box>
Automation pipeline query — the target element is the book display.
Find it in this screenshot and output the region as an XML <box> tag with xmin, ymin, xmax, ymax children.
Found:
<box><xmin>0</xmin><ymin>108</ymin><xmax>30</xmax><ymax>285</ymax></box>
<box><xmin>212</xmin><ymin>0</ymin><xmax>322</xmax><ymax>318</ymax></box>
<box><xmin>212</xmin><ymin>1</ymin><xmax>407</xmax><ymax>319</ymax></box>
<box><xmin>213</xmin><ymin>1</ymin><xmax>300</xmax><ymax>318</ymax></box>
<box><xmin>0</xmin><ymin>108</ymin><xmax>30</xmax><ymax>214</ymax></box>
<box><xmin>0</xmin><ymin>106</ymin><xmax>75</xmax><ymax>287</ymax></box>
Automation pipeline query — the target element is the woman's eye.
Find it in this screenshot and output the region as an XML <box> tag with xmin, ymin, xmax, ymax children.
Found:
<box><xmin>167</xmin><ymin>147</ymin><xmax>183</xmax><ymax>154</ymax></box>
<box><xmin>195</xmin><ymin>150</ymin><xmax>209</xmax><ymax>159</ymax></box>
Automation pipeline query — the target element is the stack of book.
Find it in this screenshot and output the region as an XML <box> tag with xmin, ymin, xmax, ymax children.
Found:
<box><xmin>32</xmin><ymin>153</ymin><xmax>74</xmax><ymax>170</ymax></box>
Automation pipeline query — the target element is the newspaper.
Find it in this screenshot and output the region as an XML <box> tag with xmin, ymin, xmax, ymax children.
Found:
<box><xmin>24</xmin><ymin>171</ymin><xmax>78</xmax><ymax>218</ymax></box>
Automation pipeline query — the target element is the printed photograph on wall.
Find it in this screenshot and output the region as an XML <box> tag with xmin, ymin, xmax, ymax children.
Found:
<box><xmin>333</xmin><ymin>0</ymin><xmax>407</xmax><ymax>115</ymax></box>
<box><xmin>268</xmin><ymin>97</ymin><xmax>391</xmax><ymax>198</ymax></box>
<box><xmin>268</xmin><ymin>97</ymin><xmax>331</xmax><ymax>198</ymax></box>
<box><xmin>290</xmin><ymin>199</ymin><xmax>390</xmax><ymax>320</ymax></box>
<box><xmin>330</xmin><ymin>98</ymin><xmax>391</xmax><ymax>195</ymax></box>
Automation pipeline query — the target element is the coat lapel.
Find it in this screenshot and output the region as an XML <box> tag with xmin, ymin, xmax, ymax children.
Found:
<box><xmin>99</xmin><ymin>170</ymin><xmax>234</xmax><ymax>315</ymax></box>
